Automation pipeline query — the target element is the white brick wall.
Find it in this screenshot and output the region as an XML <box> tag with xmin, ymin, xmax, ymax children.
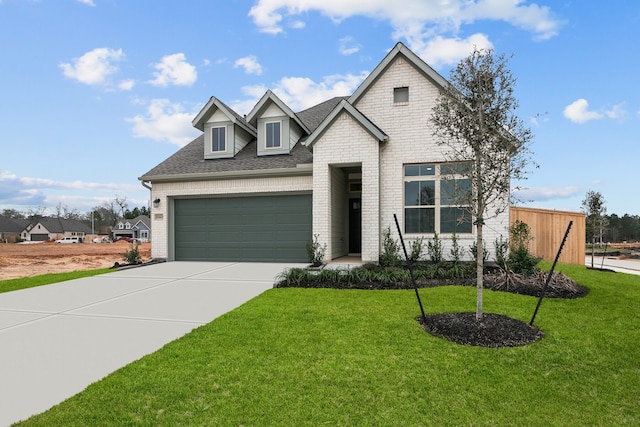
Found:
<box><xmin>312</xmin><ymin>112</ymin><xmax>380</xmax><ymax>263</ymax></box>
<box><xmin>150</xmin><ymin>175</ymin><xmax>312</xmax><ymax>260</ymax></box>
<box><xmin>351</xmin><ymin>56</ymin><xmax>509</xmax><ymax>261</ymax></box>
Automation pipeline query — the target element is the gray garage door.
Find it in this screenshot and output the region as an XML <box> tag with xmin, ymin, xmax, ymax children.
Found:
<box><xmin>31</xmin><ymin>234</ymin><xmax>49</xmax><ymax>241</ymax></box>
<box><xmin>174</xmin><ymin>194</ymin><xmax>312</xmax><ymax>262</ymax></box>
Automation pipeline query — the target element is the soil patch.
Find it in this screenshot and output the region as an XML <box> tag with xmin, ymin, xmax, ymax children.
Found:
<box><xmin>0</xmin><ymin>242</ymin><xmax>151</xmax><ymax>280</ymax></box>
<box><xmin>420</xmin><ymin>312</ymin><xmax>544</xmax><ymax>347</ymax></box>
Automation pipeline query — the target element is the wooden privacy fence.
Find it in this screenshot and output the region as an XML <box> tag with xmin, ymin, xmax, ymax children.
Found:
<box><xmin>510</xmin><ymin>207</ymin><xmax>586</xmax><ymax>265</ymax></box>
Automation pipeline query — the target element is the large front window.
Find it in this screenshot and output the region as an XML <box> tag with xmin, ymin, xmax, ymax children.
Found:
<box><xmin>266</xmin><ymin>121</ymin><xmax>281</xmax><ymax>148</ymax></box>
<box><xmin>404</xmin><ymin>163</ymin><xmax>473</xmax><ymax>234</ymax></box>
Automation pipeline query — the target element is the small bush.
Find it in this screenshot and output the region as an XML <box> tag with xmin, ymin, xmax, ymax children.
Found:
<box><xmin>493</xmin><ymin>235</ymin><xmax>509</xmax><ymax>269</ymax></box>
<box><xmin>123</xmin><ymin>242</ymin><xmax>141</xmax><ymax>264</ymax></box>
<box><xmin>379</xmin><ymin>227</ymin><xmax>402</xmax><ymax>268</ymax></box>
<box><xmin>449</xmin><ymin>233</ymin><xmax>465</xmax><ymax>264</ymax></box>
<box><xmin>507</xmin><ymin>220</ymin><xmax>540</xmax><ymax>276</ymax></box>
<box><xmin>470</xmin><ymin>240</ymin><xmax>488</xmax><ymax>263</ymax></box>
<box><xmin>427</xmin><ymin>233</ymin><xmax>444</xmax><ymax>264</ymax></box>
<box><xmin>306</xmin><ymin>234</ymin><xmax>327</xmax><ymax>267</ymax></box>
<box><xmin>408</xmin><ymin>236</ymin><xmax>425</xmax><ymax>263</ymax></box>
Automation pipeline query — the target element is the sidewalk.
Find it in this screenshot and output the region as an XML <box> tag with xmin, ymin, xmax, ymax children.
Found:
<box><xmin>584</xmin><ymin>256</ymin><xmax>640</xmax><ymax>275</ymax></box>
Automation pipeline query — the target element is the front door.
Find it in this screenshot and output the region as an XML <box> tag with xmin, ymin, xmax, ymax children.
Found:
<box><xmin>348</xmin><ymin>198</ymin><xmax>362</xmax><ymax>254</ymax></box>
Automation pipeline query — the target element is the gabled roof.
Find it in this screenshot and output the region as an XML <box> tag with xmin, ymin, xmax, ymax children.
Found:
<box><xmin>246</xmin><ymin>90</ymin><xmax>311</xmax><ymax>134</ymax></box>
<box><xmin>192</xmin><ymin>96</ymin><xmax>256</xmax><ymax>136</ymax></box>
<box><xmin>348</xmin><ymin>41</ymin><xmax>449</xmax><ymax>105</ymax></box>
<box><xmin>131</xmin><ymin>215</ymin><xmax>150</xmax><ymax>229</ymax></box>
<box><xmin>304</xmin><ymin>100</ymin><xmax>388</xmax><ymax>148</ymax></box>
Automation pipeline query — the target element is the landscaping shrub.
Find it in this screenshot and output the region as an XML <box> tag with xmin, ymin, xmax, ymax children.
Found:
<box><xmin>507</xmin><ymin>220</ymin><xmax>540</xmax><ymax>276</ymax></box>
<box><xmin>427</xmin><ymin>232</ymin><xmax>444</xmax><ymax>264</ymax></box>
<box><xmin>379</xmin><ymin>226</ymin><xmax>402</xmax><ymax>268</ymax></box>
<box><xmin>123</xmin><ymin>242</ymin><xmax>141</xmax><ymax>264</ymax></box>
<box><xmin>306</xmin><ymin>234</ymin><xmax>327</xmax><ymax>267</ymax></box>
<box><xmin>409</xmin><ymin>236</ymin><xmax>425</xmax><ymax>262</ymax></box>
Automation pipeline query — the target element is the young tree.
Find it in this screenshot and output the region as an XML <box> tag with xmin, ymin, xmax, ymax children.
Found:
<box><xmin>431</xmin><ymin>48</ymin><xmax>534</xmax><ymax>320</ymax></box>
<box><xmin>581</xmin><ymin>190</ymin><xmax>606</xmax><ymax>245</ymax></box>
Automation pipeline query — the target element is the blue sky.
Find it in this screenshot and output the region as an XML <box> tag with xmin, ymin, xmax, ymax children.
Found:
<box><xmin>0</xmin><ymin>0</ymin><xmax>638</xmax><ymax>217</ymax></box>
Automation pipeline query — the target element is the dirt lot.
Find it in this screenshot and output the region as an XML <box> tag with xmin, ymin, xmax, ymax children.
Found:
<box><xmin>0</xmin><ymin>241</ymin><xmax>151</xmax><ymax>281</ymax></box>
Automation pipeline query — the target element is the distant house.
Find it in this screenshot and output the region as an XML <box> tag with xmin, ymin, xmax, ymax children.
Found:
<box><xmin>0</xmin><ymin>215</ymin><xmax>30</xmax><ymax>243</ymax></box>
<box><xmin>21</xmin><ymin>217</ymin><xmax>92</xmax><ymax>242</ymax></box>
<box><xmin>112</xmin><ymin>215</ymin><xmax>151</xmax><ymax>242</ymax></box>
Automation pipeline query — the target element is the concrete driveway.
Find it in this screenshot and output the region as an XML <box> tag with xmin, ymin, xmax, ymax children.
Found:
<box><xmin>0</xmin><ymin>261</ymin><xmax>303</xmax><ymax>426</ymax></box>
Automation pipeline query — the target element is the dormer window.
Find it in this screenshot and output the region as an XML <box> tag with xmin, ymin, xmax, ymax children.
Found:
<box><xmin>125</xmin><ymin>222</ymin><xmax>131</xmax><ymax>229</ymax></box>
<box><xmin>212</xmin><ymin>126</ymin><xmax>226</xmax><ymax>152</ymax></box>
<box><xmin>266</xmin><ymin>121</ymin><xmax>281</xmax><ymax>148</ymax></box>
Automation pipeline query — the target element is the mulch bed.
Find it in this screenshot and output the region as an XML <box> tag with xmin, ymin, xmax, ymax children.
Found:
<box><xmin>419</xmin><ymin>312</ymin><xmax>544</xmax><ymax>348</ymax></box>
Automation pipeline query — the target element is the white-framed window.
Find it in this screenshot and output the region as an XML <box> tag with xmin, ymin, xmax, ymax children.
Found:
<box><xmin>403</xmin><ymin>162</ymin><xmax>473</xmax><ymax>234</ymax></box>
<box><xmin>394</xmin><ymin>86</ymin><xmax>409</xmax><ymax>103</ymax></box>
<box><xmin>212</xmin><ymin>126</ymin><xmax>226</xmax><ymax>152</ymax></box>
<box><xmin>125</xmin><ymin>222</ymin><xmax>131</xmax><ymax>229</ymax></box>
<box><xmin>265</xmin><ymin>121</ymin><xmax>281</xmax><ymax>148</ymax></box>
<box><xmin>118</xmin><ymin>223</ymin><xmax>124</xmax><ymax>229</ymax></box>
<box><xmin>140</xmin><ymin>230</ymin><xmax>149</xmax><ymax>239</ymax></box>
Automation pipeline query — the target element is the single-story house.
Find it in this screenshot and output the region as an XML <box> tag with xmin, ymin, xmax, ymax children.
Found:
<box><xmin>21</xmin><ymin>217</ymin><xmax>92</xmax><ymax>242</ymax></box>
<box><xmin>139</xmin><ymin>42</ymin><xmax>509</xmax><ymax>263</ymax></box>
<box><xmin>0</xmin><ymin>215</ymin><xmax>30</xmax><ymax>243</ymax></box>
<box><xmin>112</xmin><ymin>215</ymin><xmax>151</xmax><ymax>242</ymax></box>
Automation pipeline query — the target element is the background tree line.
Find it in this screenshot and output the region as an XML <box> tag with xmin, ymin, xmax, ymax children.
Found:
<box><xmin>582</xmin><ymin>190</ymin><xmax>640</xmax><ymax>244</ymax></box>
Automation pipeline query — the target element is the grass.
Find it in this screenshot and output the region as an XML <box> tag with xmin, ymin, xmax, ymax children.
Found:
<box><xmin>0</xmin><ymin>269</ymin><xmax>111</xmax><ymax>295</ymax></box>
<box><xmin>16</xmin><ymin>263</ymin><xmax>640</xmax><ymax>426</ymax></box>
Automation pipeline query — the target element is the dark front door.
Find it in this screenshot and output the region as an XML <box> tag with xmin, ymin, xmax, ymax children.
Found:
<box><xmin>348</xmin><ymin>198</ymin><xmax>362</xmax><ymax>254</ymax></box>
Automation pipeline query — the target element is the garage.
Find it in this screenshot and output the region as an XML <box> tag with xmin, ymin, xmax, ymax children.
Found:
<box><xmin>174</xmin><ymin>194</ymin><xmax>312</xmax><ymax>262</ymax></box>
<box><xmin>30</xmin><ymin>234</ymin><xmax>49</xmax><ymax>241</ymax></box>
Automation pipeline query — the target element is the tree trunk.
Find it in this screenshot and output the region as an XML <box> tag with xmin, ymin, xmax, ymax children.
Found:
<box><xmin>476</xmin><ymin>222</ymin><xmax>484</xmax><ymax>320</ymax></box>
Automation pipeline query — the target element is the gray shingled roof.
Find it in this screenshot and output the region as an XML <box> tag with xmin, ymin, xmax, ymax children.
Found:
<box><xmin>0</xmin><ymin>215</ymin><xmax>28</xmax><ymax>233</ymax></box>
<box><xmin>296</xmin><ymin>96</ymin><xmax>347</xmax><ymax>132</ymax></box>
<box><xmin>140</xmin><ymin>137</ymin><xmax>313</xmax><ymax>180</ymax></box>
<box><xmin>37</xmin><ymin>217</ymin><xmax>92</xmax><ymax>234</ymax></box>
<box><xmin>139</xmin><ymin>97</ymin><xmax>344</xmax><ymax>181</ymax></box>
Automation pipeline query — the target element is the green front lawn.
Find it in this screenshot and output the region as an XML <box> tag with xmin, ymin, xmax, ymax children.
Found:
<box><xmin>17</xmin><ymin>264</ymin><xmax>640</xmax><ymax>426</ymax></box>
<box><xmin>0</xmin><ymin>269</ymin><xmax>111</xmax><ymax>295</ymax></box>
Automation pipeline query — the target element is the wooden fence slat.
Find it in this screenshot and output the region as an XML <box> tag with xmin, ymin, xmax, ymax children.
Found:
<box><xmin>510</xmin><ymin>207</ymin><xmax>586</xmax><ymax>265</ymax></box>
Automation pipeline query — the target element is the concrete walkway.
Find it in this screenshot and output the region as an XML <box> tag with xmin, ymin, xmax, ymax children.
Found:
<box><xmin>0</xmin><ymin>261</ymin><xmax>303</xmax><ymax>426</ymax></box>
<box><xmin>584</xmin><ymin>256</ymin><xmax>640</xmax><ymax>275</ymax></box>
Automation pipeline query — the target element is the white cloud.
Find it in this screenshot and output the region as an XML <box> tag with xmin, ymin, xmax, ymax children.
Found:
<box><xmin>563</xmin><ymin>99</ymin><xmax>603</xmax><ymax>124</ymax></box>
<box><xmin>234</xmin><ymin>55</ymin><xmax>264</xmax><ymax>76</ymax></box>
<box><xmin>513</xmin><ymin>186</ymin><xmax>581</xmax><ymax>202</ymax></box>
<box><xmin>77</xmin><ymin>0</ymin><xmax>96</xmax><ymax>6</ymax></box>
<box><xmin>605</xmin><ymin>103</ymin><xmax>626</xmax><ymax>121</ymax></box>
<box><xmin>248</xmin><ymin>0</ymin><xmax>563</xmax><ymax>49</ymax></box>
<box><xmin>230</xmin><ymin>71</ymin><xmax>368</xmax><ymax>115</ymax></box>
<box><xmin>118</xmin><ymin>79</ymin><xmax>135</xmax><ymax>91</ymax></box>
<box><xmin>290</xmin><ymin>20</ymin><xmax>306</xmax><ymax>29</ymax></box>
<box><xmin>0</xmin><ymin>170</ymin><xmax>143</xmax><ymax>212</ymax></box>
<box><xmin>403</xmin><ymin>33</ymin><xmax>493</xmax><ymax>68</ymax></box>
<box><xmin>149</xmin><ymin>53</ymin><xmax>197</xmax><ymax>87</ymax></box>
<box><xmin>126</xmin><ymin>99</ymin><xmax>200</xmax><ymax>147</ymax></box>
<box><xmin>339</xmin><ymin>36</ymin><xmax>361</xmax><ymax>55</ymax></box>
<box><xmin>59</xmin><ymin>47</ymin><xmax>124</xmax><ymax>85</ymax></box>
